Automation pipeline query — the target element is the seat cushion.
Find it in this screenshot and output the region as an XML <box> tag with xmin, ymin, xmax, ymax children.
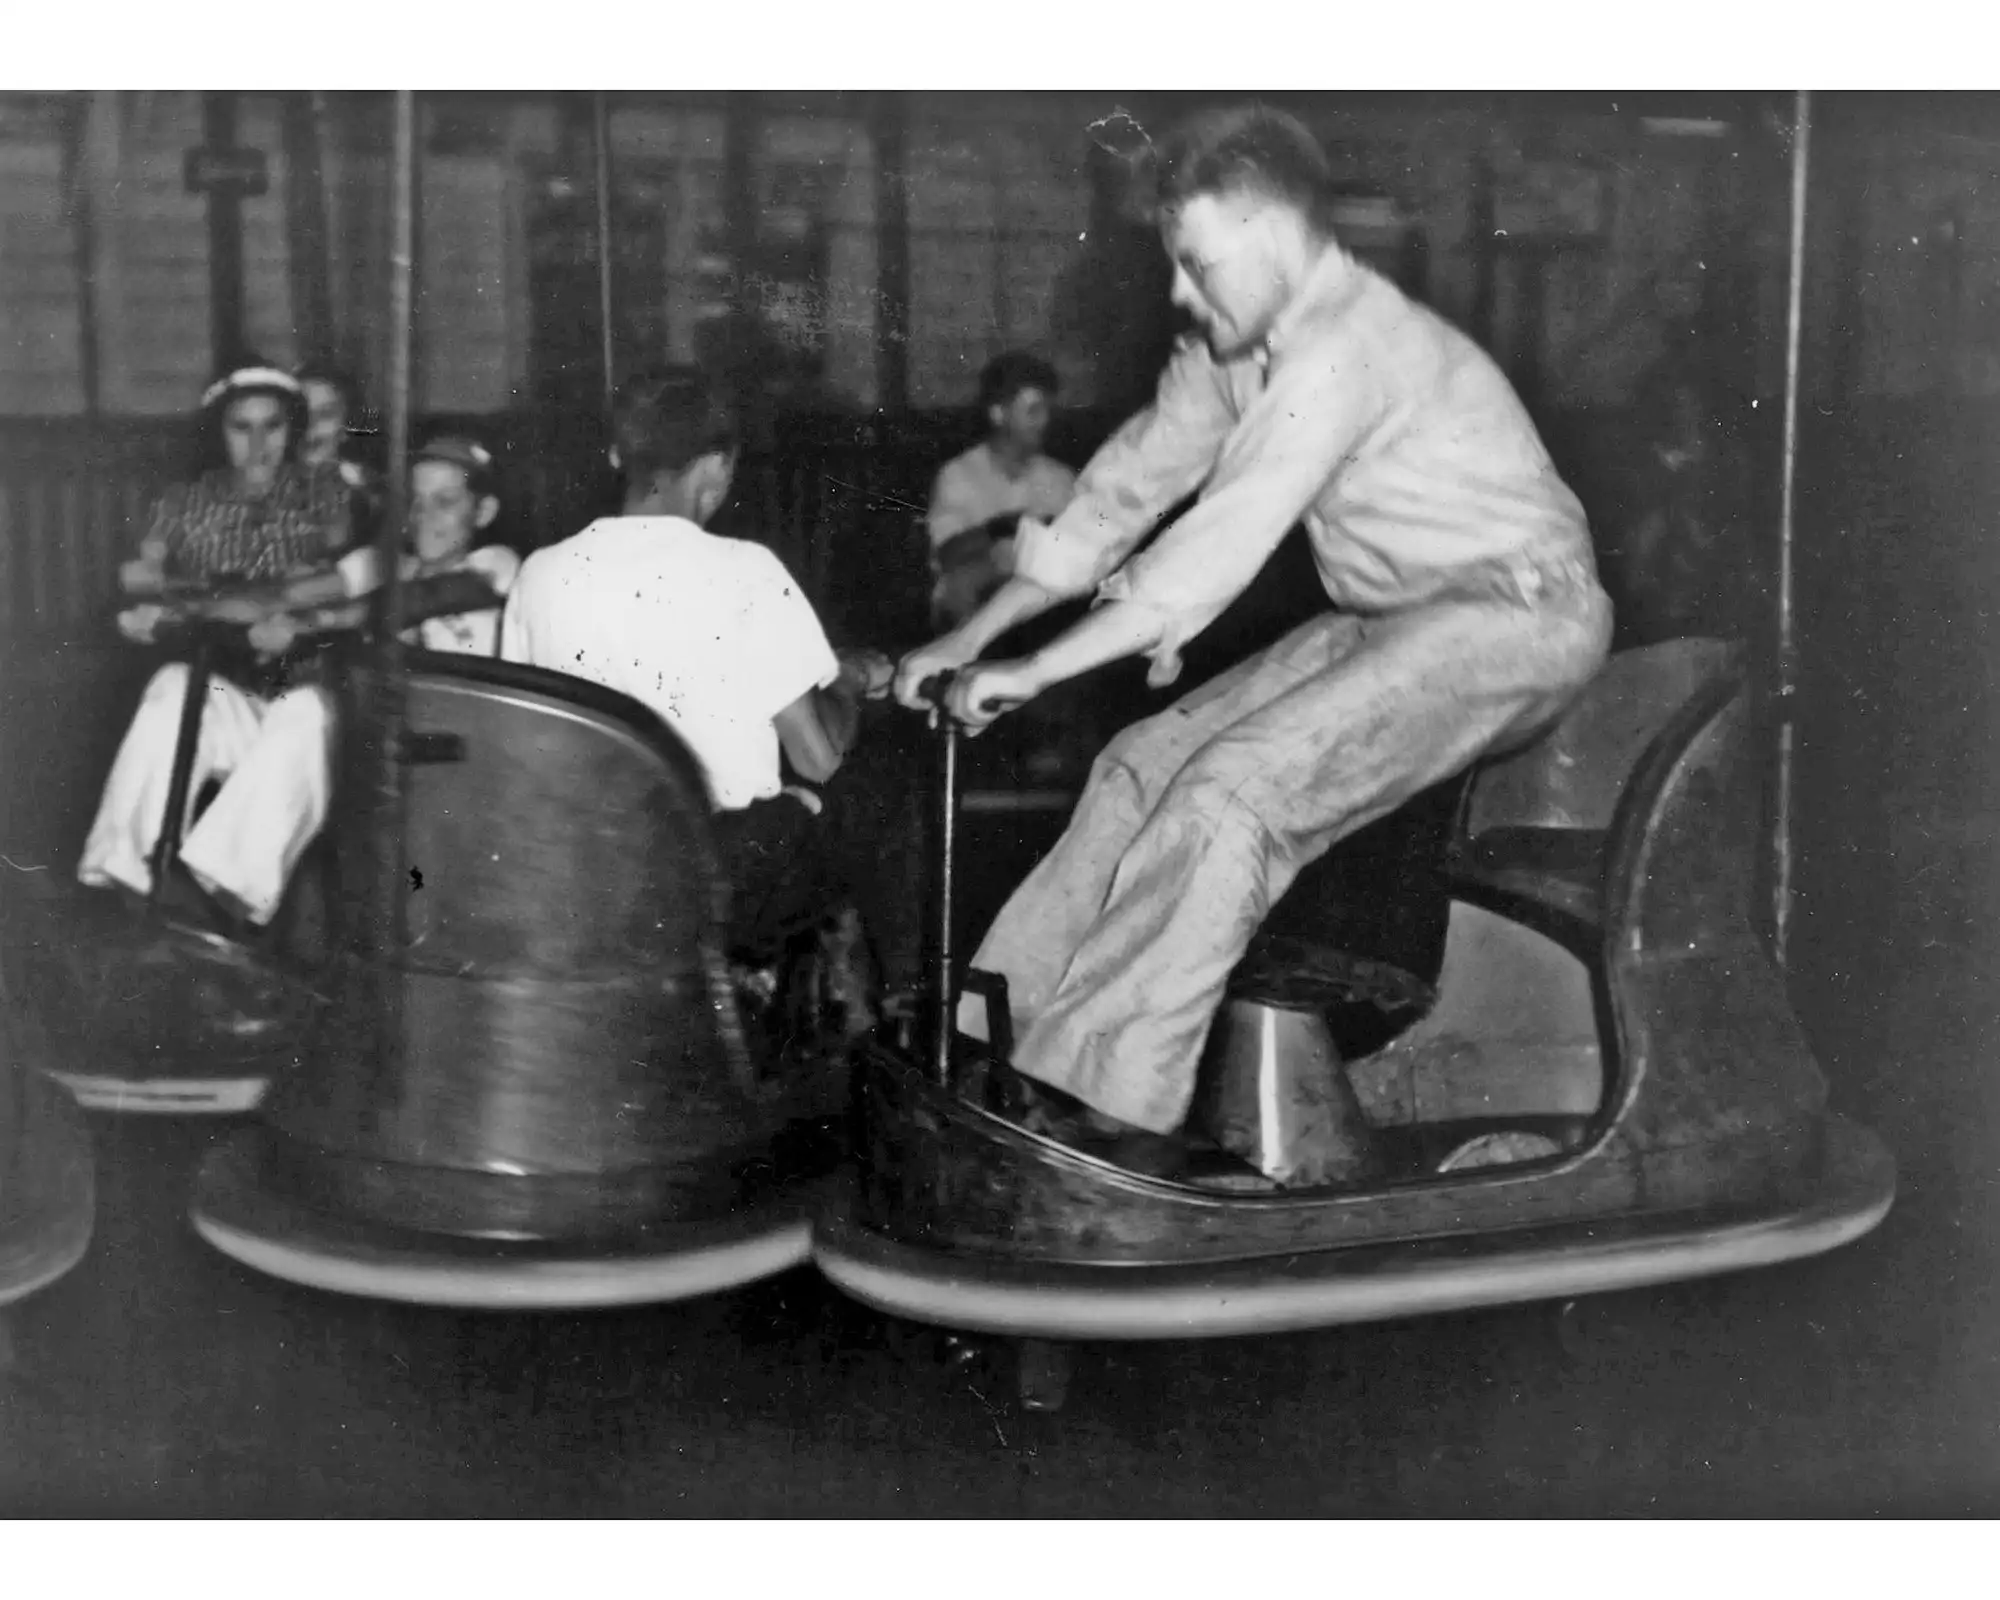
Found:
<box><xmin>1225</xmin><ymin>934</ymin><xmax>1435</xmax><ymax>1014</ymax></box>
<box><xmin>1453</xmin><ymin>826</ymin><xmax>1609</xmax><ymax>927</ymax></box>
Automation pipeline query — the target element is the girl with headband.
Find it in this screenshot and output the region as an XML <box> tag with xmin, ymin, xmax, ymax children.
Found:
<box><xmin>78</xmin><ymin>359</ymin><xmax>362</xmax><ymax>926</ymax></box>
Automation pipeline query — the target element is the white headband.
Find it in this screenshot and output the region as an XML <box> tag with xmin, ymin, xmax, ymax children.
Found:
<box><xmin>201</xmin><ymin>366</ymin><xmax>303</xmax><ymax>408</ymax></box>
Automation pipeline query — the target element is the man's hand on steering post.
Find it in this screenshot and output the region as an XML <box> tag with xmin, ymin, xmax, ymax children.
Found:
<box><xmin>945</xmin><ymin>659</ymin><xmax>1042</xmax><ymax>733</ymax></box>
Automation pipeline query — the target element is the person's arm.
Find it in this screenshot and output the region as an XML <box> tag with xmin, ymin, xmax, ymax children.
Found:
<box><xmin>942</xmin><ymin>601</ymin><xmax>1168</xmax><ymax>731</ymax></box>
<box><xmin>245</xmin><ymin>570</ymin><xmax>506</xmax><ymax>656</ymax></box>
<box><xmin>949</xmin><ymin>343</ymin><xmax>1383</xmax><ymax>724</ymax></box>
<box><xmin>895</xmin><ymin>338</ymin><xmax>1236</xmax><ymax>707</ymax></box>
<box><xmin>925</xmin><ymin>459</ymin><xmax>982</xmax><ymax>552</ymax></box>
<box><xmin>119</xmin><ymin>488</ymin><xmax>183</xmax><ymax>596</ymax></box>
<box><xmin>777</xmin><ymin>661</ymin><xmax>870</xmax><ymax>784</ymax></box>
<box><xmin>737</xmin><ymin>547</ymin><xmax>850</xmax><ymax>783</ymax></box>
<box><xmin>1007</xmin><ymin>335</ymin><xmax>1237</xmax><ymax>600</ymax></box>
<box><xmin>774</xmin><ymin>689</ymin><xmax>848</xmax><ymax>785</ymax></box>
<box><xmin>1082</xmin><ymin>340</ymin><xmax>1382</xmax><ymax>686</ymax></box>
<box><xmin>272</xmin><ymin>566</ymin><xmax>358</xmax><ymax>609</ymax></box>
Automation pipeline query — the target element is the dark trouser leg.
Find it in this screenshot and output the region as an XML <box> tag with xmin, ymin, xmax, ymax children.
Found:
<box><xmin>712</xmin><ymin>797</ymin><xmax>832</xmax><ymax>961</ymax></box>
<box><xmin>1011</xmin><ymin>586</ymin><xmax>1614</xmax><ymax>1134</ymax></box>
<box><xmin>810</xmin><ymin>732</ymin><xmax>929</xmax><ymax>996</ymax></box>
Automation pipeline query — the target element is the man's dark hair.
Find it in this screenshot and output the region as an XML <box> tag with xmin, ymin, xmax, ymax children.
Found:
<box><xmin>1153</xmin><ymin>103</ymin><xmax>1337</xmax><ymax>233</ymax></box>
<box><xmin>613</xmin><ymin>367</ymin><xmax>740</xmax><ymax>484</ymax></box>
<box><xmin>977</xmin><ymin>351</ymin><xmax>1060</xmax><ymax>416</ymax></box>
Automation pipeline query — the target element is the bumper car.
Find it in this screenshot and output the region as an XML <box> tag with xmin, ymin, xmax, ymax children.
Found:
<box><xmin>0</xmin><ymin>940</ymin><xmax>95</xmax><ymax>1311</ymax></box>
<box><xmin>191</xmin><ymin>652</ymin><xmax>849</xmax><ymax>1310</ymax></box>
<box><xmin>813</xmin><ymin>638</ymin><xmax>1896</xmax><ymax>1401</ymax></box>
<box><xmin>3</xmin><ymin>616</ymin><xmax>327</xmax><ymax>1117</ymax></box>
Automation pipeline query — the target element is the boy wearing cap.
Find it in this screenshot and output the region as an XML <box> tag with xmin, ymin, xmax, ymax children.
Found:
<box><xmin>263</xmin><ymin>434</ymin><xmax>521</xmax><ymax>658</ymax></box>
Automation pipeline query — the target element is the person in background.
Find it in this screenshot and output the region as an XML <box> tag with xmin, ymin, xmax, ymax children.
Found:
<box><xmin>297</xmin><ymin>361</ymin><xmax>383</xmax><ymax>536</ymax></box>
<box><xmin>79</xmin><ymin>360</ymin><xmax>355</xmax><ymax>918</ymax></box>
<box><xmin>262</xmin><ymin>434</ymin><xmax>520</xmax><ymax>659</ymax></box>
<box><xmin>502</xmin><ymin>368</ymin><xmax>918</xmax><ymax>997</ymax></box>
<box><xmin>1610</xmin><ymin>372</ymin><xmax>1760</xmax><ymax>648</ymax></box>
<box><xmin>926</xmin><ymin>352</ymin><xmax>1079</xmax><ymax>629</ymax></box>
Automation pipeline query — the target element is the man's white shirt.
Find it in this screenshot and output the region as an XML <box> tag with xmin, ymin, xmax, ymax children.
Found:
<box><xmin>500</xmin><ymin>516</ymin><xmax>839</xmax><ymax>812</ymax></box>
<box><xmin>925</xmin><ymin>443</ymin><xmax>1078</xmax><ymax>551</ymax></box>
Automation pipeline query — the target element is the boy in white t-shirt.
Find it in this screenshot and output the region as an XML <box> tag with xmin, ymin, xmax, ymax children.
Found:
<box><xmin>502</xmin><ymin>369</ymin><xmax>910</xmax><ymax>970</ymax></box>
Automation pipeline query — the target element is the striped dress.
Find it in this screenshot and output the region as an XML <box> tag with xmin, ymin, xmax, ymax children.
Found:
<box><xmin>137</xmin><ymin>463</ymin><xmax>353</xmax><ymax>693</ymax></box>
<box><xmin>139</xmin><ymin>463</ymin><xmax>352</xmax><ymax>584</ymax></box>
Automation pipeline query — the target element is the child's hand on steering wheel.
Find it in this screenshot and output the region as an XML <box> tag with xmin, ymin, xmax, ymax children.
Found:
<box><xmin>115</xmin><ymin>604</ymin><xmax>165</xmax><ymax>644</ymax></box>
<box><xmin>200</xmin><ymin>593</ymin><xmax>275</xmax><ymax>626</ymax></box>
<box><xmin>945</xmin><ymin>659</ymin><xmax>1042</xmax><ymax>733</ymax></box>
<box><xmin>247</xmin><ymin>613</ymin><xmax>302</xmax><ymax>659</ymax></box>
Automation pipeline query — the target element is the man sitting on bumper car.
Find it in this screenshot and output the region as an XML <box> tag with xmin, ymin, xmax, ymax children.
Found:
<box><xmin>895</xmin><ymin>105</ymin><xmax>1614</xmax><ymax>1151</ymax></box>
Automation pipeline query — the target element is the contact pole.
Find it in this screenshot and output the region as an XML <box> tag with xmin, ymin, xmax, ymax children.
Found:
<box><xmin>362</xmin><ymin>89</ymin><xmax>419</xmax><ymax>1084</ymax></box>
<box><xmin>377</xmin><ymin>90</ymin><xmax>416</xmax><ymax>645</ymax></box>
<box><xmin>932</xmin><ymin>713</ymin><xmax>958</xmax><ymax>1086</ymax></box>
<box><xmin>593</xmin><ymin>91</ymin><xmax>617</xmax><ymax>421</ymax></box>
<box><xmin>1772</xmin><ymin>90</ymin><xmax>1810</xmax><ymax>970</ymax></box>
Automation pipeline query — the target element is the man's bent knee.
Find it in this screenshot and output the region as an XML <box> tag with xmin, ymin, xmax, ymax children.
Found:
<box><xmin>1089</xmin><ymin>706</ymin><xmax>1186</xmax><ymax>794</ymax></box>
<box><xmin>1531</xmin><ymin>583</ymin><xmax>1616</xmax><ymax>710</ymax></box>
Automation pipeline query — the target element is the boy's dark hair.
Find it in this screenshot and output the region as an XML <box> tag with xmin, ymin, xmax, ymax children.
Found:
<box><xmin>295</xmin><ymin>361</ymin><xmax>364</xmax><ymax>412</ymax></box>
<box><xmin>977</xmin><ymin>351</ymin><xmax>1060</xmax><ymax>416</ymax></box>
<box><xmin>1153</xmin><ymin>103</ymin><xmax>1337</xmax><ymax>234</ymax></box>
<box><xmin>613</xmin><ymin>367</ymin><xmax>740</xmax><ymax>484</ymax></box>
<box><xmin>414</xmin><ymin>434</ymin><xmax>500</xmax><ymax>502</ymax></box>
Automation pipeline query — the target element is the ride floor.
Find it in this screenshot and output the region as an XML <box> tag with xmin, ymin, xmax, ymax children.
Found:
<box><xmin>2</xmin><ymin>600</ymin><xmax>1996</xmax><ymax>1515</ymax></box>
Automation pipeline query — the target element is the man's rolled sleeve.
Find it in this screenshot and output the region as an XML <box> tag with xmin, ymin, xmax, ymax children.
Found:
<box><xmin>1010</xmin><ymin>336</ymin><xmax>1236</xmax><ymax>601</ymax></box>
<box><xmin>1107</xmin><ymin>345</ymin><xmax>1383</xmax><ymax>684</ymax></box>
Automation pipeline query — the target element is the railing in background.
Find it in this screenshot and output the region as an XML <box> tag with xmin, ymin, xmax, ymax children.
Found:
<box><xmin>0</xmin><ymin>401</ymin><xmax>1817</xmax><ymax>659</ymax></box>
<box><xmin>0</xmin><ymin>421</ymin><xmax>188</xmax><ymax>644</ymax></box>
<box><xmin>0</xmin><ymin>413</ymin><xmax>986</xmax><ymax>652</ymax></box>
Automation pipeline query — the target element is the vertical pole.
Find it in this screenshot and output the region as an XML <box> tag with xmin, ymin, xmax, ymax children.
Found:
<box><xmin>593</xmin><ymin>91</ymin><xmax>617</xmax><ymax>421</ymax></box>
<box><xmin>361</xmin><ymin>88</ymin><xmax>419</xmax><ymax>1050</ymax></box>
<box><xmin>931</xmin><ymin>710</ymin><xmax>958</xmax><ymax>1086</ymax></box>
<box><xmin>283</xmin><ymin>91</ymin><xmax>334</xmax><ymax>362</ymax></box>
<box><xmin>59</xmin><ymin>94</ymin><xmax>101</xmax><ymax>416</ymax></box>
<box><xmin>202</xmin><ymin>92</ymin><xmax>245</xmax><ymax>371</ymax></box>
<box><xmin>874</xmin><ymin>92</ymin><xmax>911</xmax><ymax>413</ymax></box>
<box><xmin>378</xmin><ymin>92</ymin><xmax>417</xmax><ymax>644</ymax></box>
<box><xmin>724</xmin><ymin>92</ymin><xmax>760</xmax><ymax>423</ymax></box>
<box><xmin>1772</xmin><ymin>90</ymin><xmax>1811</xmax><ymax>970</ymax></box>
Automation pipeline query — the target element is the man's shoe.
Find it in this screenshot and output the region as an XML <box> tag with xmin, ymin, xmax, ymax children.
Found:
<box><xmin>993</xmin><ymin>1063</ymin><xmax>1190</xmax><ymax>1180</ymax></box>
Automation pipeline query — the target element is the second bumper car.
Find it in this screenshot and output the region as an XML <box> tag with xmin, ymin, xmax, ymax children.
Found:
<box><xmin>815</xmin><ymin>640</ymin><xmax>1896</xmax><ymax>1346</ymax></box>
